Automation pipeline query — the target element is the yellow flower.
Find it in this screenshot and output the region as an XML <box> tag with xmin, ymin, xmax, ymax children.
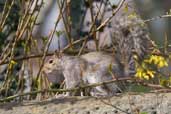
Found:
<box><xmin>135</xmin><ymin>67</ymin><xmax>155</xmax><ymax>80</ymax></box>
<box><xmin>143</xmin><ymin>74</ymin><xmax>150</xmax><ymax>80</ymax></box>
<box><xmin>155</xmin><ymin>55</ymin><xmax>168</xmax><ymax>68</ymax></box>
<box><xmin>133</xmin><ymin>55</ymin><xmax>138</xmax><ymax>60</ymax></box>
<box><xmin>157</xmin><ymin>60</ymin><xmax>168</xmax><ymax>68</ymax></box>
<box><xmin>135</xmin><ymin>68</ymin><xmax>144</xmax><ymax>78</ymax></box>
<box><xmin>146</xmin><ymin>70</ymin><xmax>155</xmax><ymax>78</ymax></box>
<box><xmin>144</xmin><ymin>55</ymin><xmax>168</xmax><ymax>68</ymax></box>
<box><xmin>135</xmin><ymin>68</ymin><xmax>142</xmax><ymax>75</ymax></box>
<box><xmin>10</xmin><ymin>60</ymin><xmax>17</xmax><ymax>65</ymax></box>
<box><xmin>9</xmin><ymin>60</ymin><xmax>17</xmax><ymax>69</ymax></box>
<box><xmin>128</xmin><ymin>12</ymin><xmax>137</xmax><ymax>19</ymax></box>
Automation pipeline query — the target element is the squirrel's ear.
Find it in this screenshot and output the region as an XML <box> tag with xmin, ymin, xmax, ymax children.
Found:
<box><xmin>54</xmin><ymin>50</ymin><xmax>63</xmax><ymax>58</ymax></box>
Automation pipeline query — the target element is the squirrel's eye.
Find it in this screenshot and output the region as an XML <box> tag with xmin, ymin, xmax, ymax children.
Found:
<box><xmin>49</xmin><ymin>59</ymin><xmax>53</xmax><ymax>64</ymax></box>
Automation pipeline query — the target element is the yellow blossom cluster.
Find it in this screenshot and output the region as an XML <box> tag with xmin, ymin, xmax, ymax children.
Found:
<box><xmin>135</xmin><ymin>67</ymin><xmax>155</xmax><ymax>80</ymax></box>
<box><xmin>144</xmin><ymin>55</ymin><xmax>168</xmax><ymax>68</ymax></box>
<box><xmin>135</xmin><ymin>55</ymin><xmax>168</xmax><ymax>80</ymax></box>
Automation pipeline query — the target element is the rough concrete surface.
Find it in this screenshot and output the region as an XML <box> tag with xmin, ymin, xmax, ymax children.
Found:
<box><xmin>0</xmin><ymin>93</ymin><xmax>171</xmax><ymax>114</ymax></box>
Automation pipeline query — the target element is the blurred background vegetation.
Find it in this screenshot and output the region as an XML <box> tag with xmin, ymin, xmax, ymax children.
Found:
<box><xmin>0</xmin><ymin>0</ymin><xmax>171</xmax><ymax>51</ymax></box>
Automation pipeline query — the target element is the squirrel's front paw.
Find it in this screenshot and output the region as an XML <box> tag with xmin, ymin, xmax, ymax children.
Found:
<box><xmin>55</xmin><ymin>93</ymin><xmax>69</xmax><ymax>99</ymax></box>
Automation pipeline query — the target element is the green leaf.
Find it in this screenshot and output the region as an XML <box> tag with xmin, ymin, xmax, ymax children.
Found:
<box><xmin>55</xmin><ymin>30</ymin><xmax>64</xmax><ymax>37</ymax></box>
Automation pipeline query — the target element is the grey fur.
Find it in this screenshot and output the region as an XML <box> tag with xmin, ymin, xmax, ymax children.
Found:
<box><xmin>43</xmin><ymin>52</ymin><xmax>124</xmax><ymax>96</ymax></box>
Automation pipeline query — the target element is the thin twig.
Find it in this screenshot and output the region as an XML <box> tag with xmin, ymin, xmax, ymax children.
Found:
<box><xmin>0</xmin><ymin>76</ymin><xmax>169</xmax><ymax>102</ymax></box>
<box><xmin>144</xmin><ymin>14</ymin><xmax>171</xmax><ymax>23</ymax></box>
<box><xmin>0</xmin><ymin>77</ymin><xmax>131</xmax><ymax>102</ymax></box>
<box><xmin>96</xmin><ymin>0</ymin><xmax>125</xmax><ymax>31</ymax></box>
<box><xmin>100</xmin><ymin>99</ymin><xmax>130</xmax><ymax>114</ymax></box>
<box><xmin>36</xmin><ymin>1</ymin><xmax>65</xmax><ymax>81</ymax></box>
<box><xmin>0</xmin><ymin>0</ymin><xmax>15</xmax><ymax>31</ymax></box>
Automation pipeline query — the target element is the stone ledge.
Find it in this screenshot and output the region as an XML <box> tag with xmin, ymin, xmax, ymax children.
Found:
<box><xmin>0</xmin><ymin>93</ymin><xmax>171</xmax><ymax>114</ymax></box>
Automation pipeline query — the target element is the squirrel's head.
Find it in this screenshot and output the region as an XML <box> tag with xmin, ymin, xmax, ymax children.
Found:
<box><xmin>42</xmin><ymin>55</ymin><xmax>64</xmax><ymax>84</ymax></box>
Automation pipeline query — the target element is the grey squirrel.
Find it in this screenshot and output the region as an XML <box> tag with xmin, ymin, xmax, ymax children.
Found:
<box><xmin>43</xmin><ymin>52</ymin><xmax>124</xmax><ymax>96</ymax></box>
<box><xmin>43</xmin><ymin>0</ymin><xmax>155</xmax><ymax>96</ymax></box>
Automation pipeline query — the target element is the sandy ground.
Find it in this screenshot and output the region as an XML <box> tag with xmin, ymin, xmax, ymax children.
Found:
<box><xmin>0</xmin><ymin>93</ymin><xmax>171</xmax><ymax>114</ymax></box>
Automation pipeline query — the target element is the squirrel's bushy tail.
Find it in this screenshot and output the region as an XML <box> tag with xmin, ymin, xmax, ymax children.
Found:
<box><xmin>111</xmin><ymin>0</ymin><xmax>155</xmax><ymax>76</ymax></box>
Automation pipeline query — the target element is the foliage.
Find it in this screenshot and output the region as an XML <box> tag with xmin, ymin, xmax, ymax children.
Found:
<box><xmin>135</xmin><ymin>49</ymin><xmax>171</xmax><ymax>87</ymax></box>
